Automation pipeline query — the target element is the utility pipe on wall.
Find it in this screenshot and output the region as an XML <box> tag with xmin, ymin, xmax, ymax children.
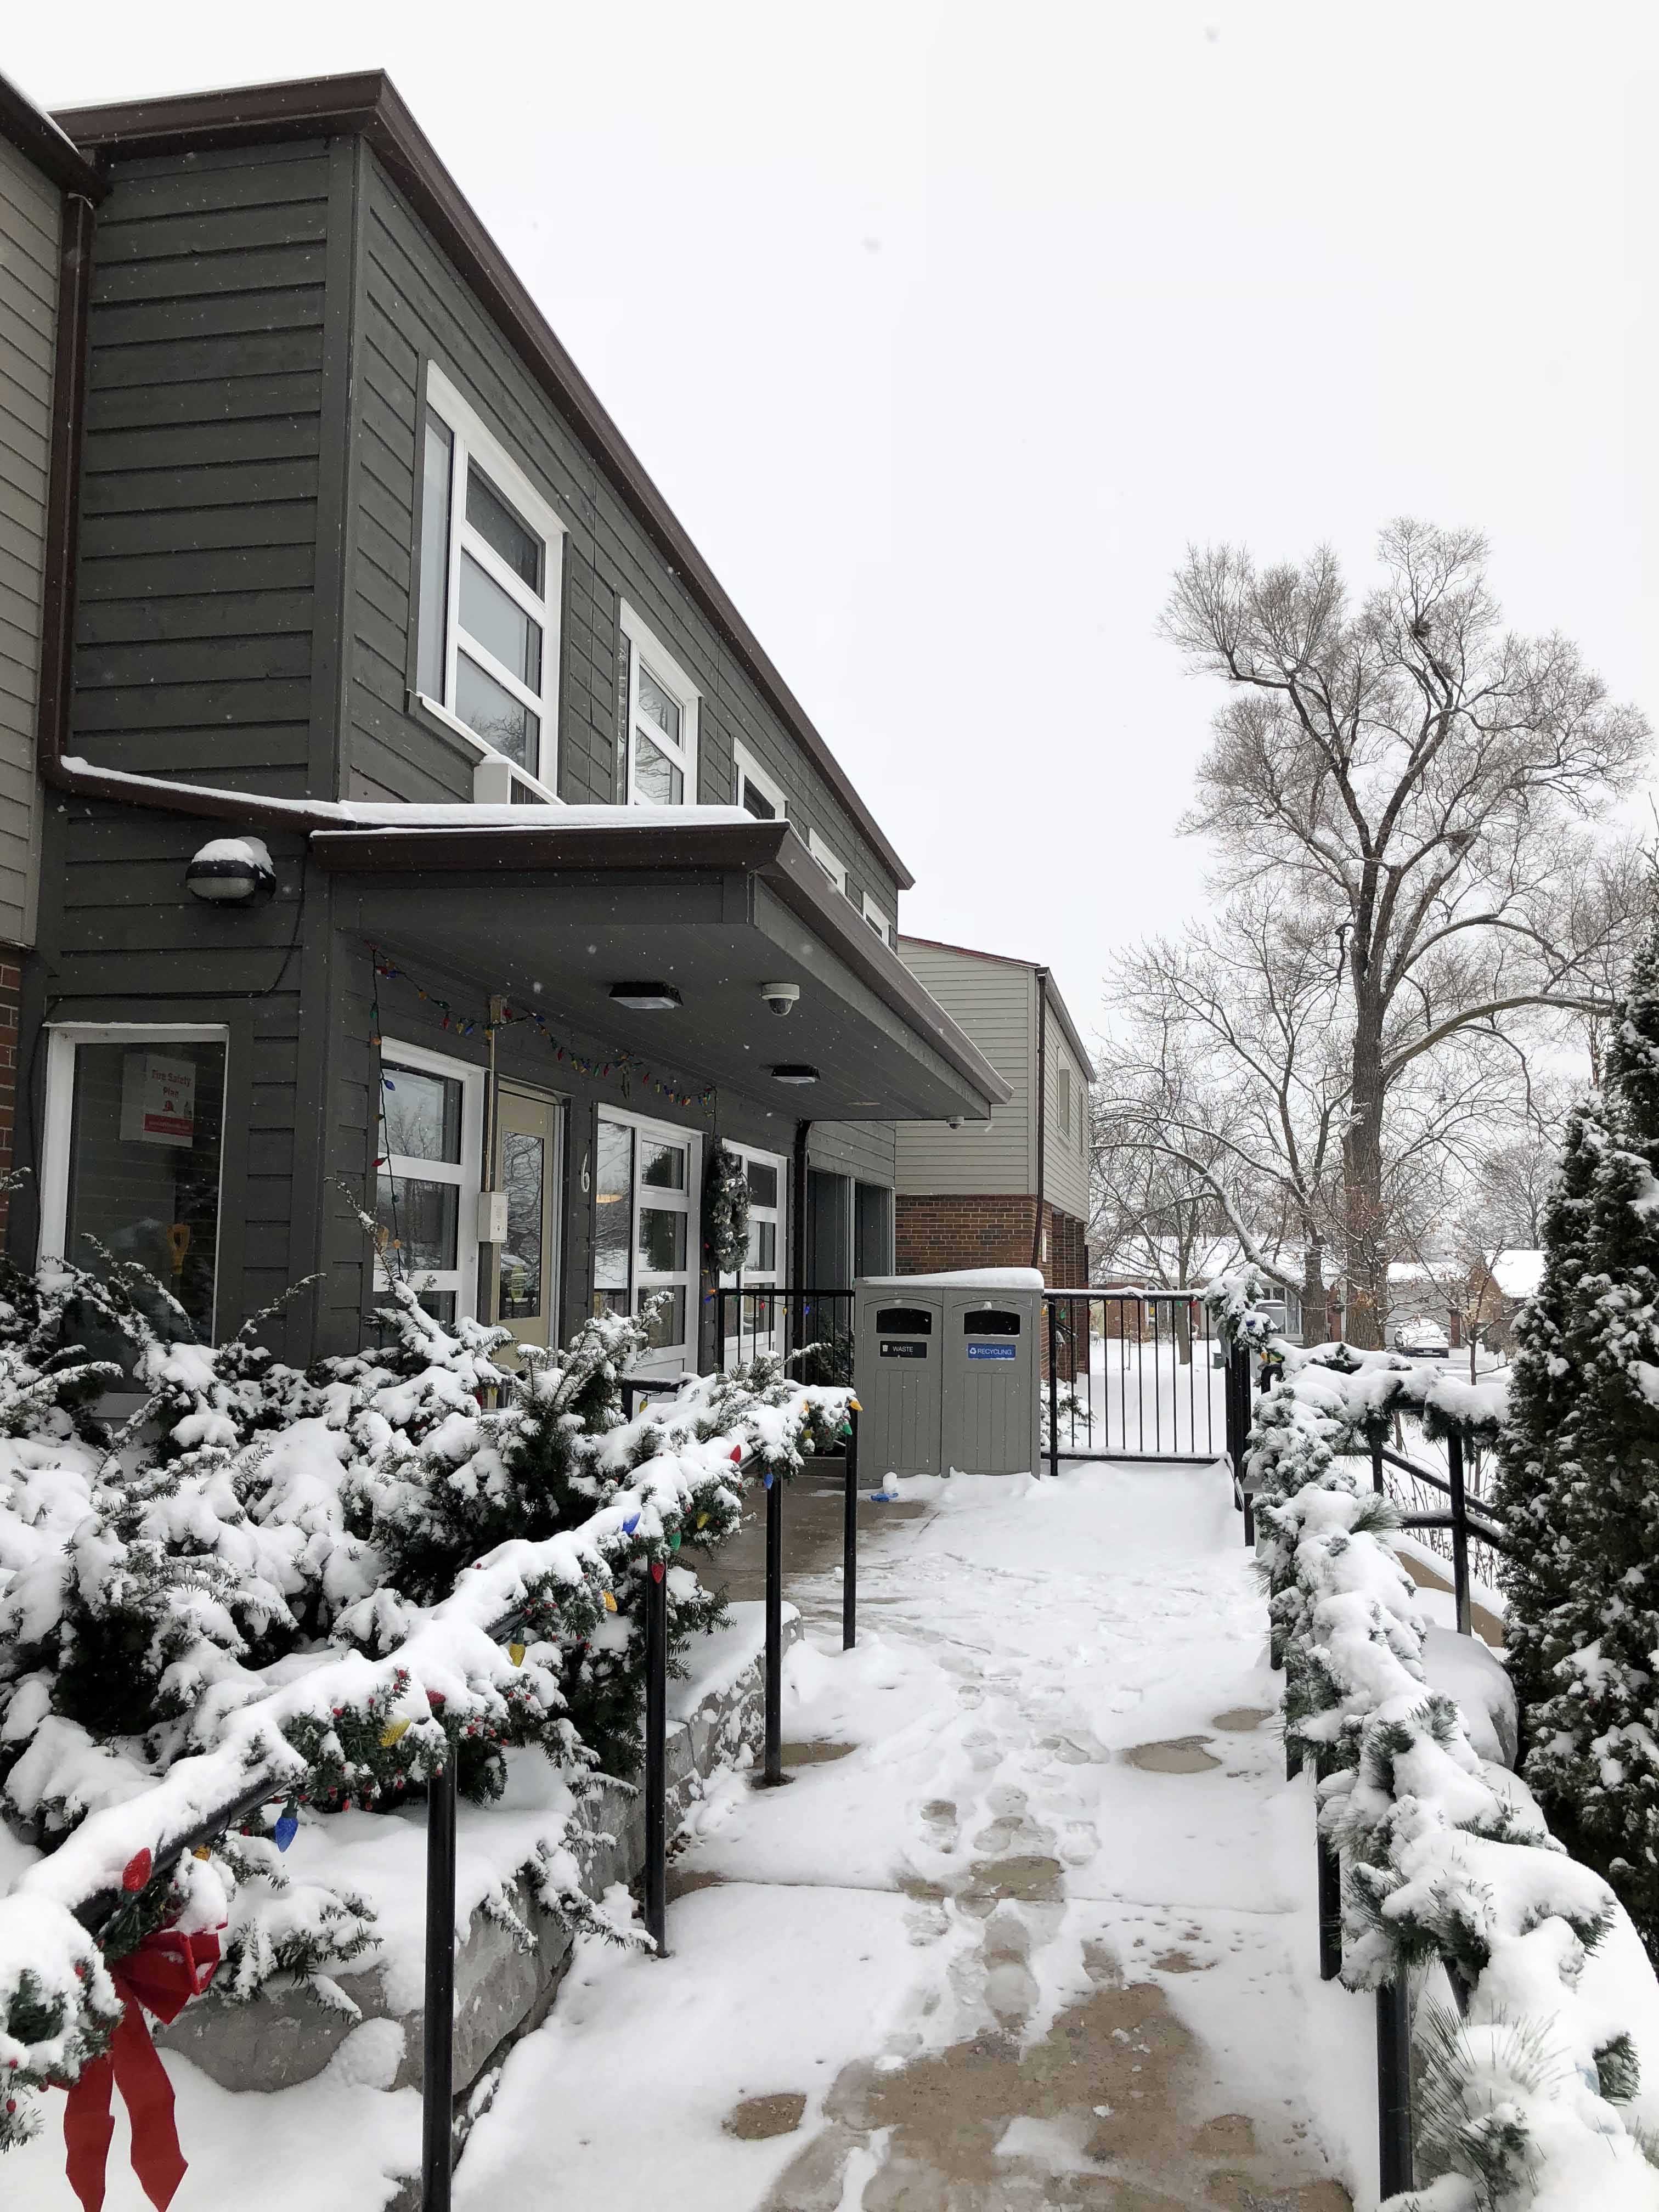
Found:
<box><xmin>1031</xmin><ymin>968</ymin><xmax>1049</xmax><ymax>1271</ymax></box>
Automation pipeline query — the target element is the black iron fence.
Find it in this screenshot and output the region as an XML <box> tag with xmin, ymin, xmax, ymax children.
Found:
<box><xmin>1042</xmin><ymin>1289</ymin><xmax>1224</xmax><ymax>1464</ymax></box>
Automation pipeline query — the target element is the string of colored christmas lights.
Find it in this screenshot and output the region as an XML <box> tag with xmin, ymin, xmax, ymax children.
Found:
<box><xmin>366</xmin><ymin>946</ymin><xmax>715</xmax><ymax>1113</ymax></box>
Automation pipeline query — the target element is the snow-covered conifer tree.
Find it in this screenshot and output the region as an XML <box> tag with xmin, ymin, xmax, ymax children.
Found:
<box><xmin>1496</xmin><ymin>898</ymin><xmax>1659</xmax><ymax>1944</ymax></box>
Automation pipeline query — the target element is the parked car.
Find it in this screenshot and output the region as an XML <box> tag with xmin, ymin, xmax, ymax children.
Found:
<box><xmin>1394</xmin><ymin>1318</ymin><xmax>1450</xmax><ymax>1358</ymax></box>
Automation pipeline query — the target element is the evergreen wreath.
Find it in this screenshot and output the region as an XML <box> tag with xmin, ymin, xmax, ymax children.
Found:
<box><xmin>703</xmin><ymin>1142</ymin><xmax>752</xmax><ymax>1276</ymax></box>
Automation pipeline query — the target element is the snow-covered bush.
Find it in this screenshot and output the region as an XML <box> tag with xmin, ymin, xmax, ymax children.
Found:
<box><xmin>0</xmin><ymin>1247</ymin><xmax>847</xmax><ymax>2151</ymax></box>
<box><xmin>1227</xmin><ymin>1271</ymin><xmax>1659</xmax><ymax>2209</ymax></box>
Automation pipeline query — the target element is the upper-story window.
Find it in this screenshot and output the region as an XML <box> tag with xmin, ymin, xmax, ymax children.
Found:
<box><xmin>620</xmin><ymin>606</ymin><xmax>698</xmax><ymax>805</ymax></box>
<box><xmin>808</xmin><ymin>831</ymin><xmax>848</xmax><ymax>895</ymax></box>
<box><xmin>735</xmin><ymin>744</ymin><xmax>787</xmax><ymax>822</ymax></box>
<box><xmin>861</xmin><ymin>893</ymin><xmax>892</xmax><ymax>947</ymax></box>
<box><xmin>1058</xmin><ymin>1061</ymin><xmax>1073</xmax><ymax>1139</ymax></box>
<box><xmin>415</xmin><ymin>364</ymin><xmax>564</xmax><ymax>798</ymax></box>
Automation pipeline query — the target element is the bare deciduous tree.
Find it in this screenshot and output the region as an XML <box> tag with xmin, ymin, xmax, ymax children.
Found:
<box><xmin>1163</xmin><ymin>520</ymin><xmax>1649</xmax><ymax>1343</ymax></box>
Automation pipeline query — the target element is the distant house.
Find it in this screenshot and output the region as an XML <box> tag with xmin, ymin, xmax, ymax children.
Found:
<box><xmin>0</xmin><ymin>78</ymin><xmax>103</xmax><ymax>1229</ymax></box>
<box><xmin>892</xmin><ymin>937</ymin><xmax>1093</xmax><ymax>1287</ymax></box>
<box><xmin>1385</xmin><ymin>1257</ymin><xmax>1464</xmax><ymax>1347</ymax></box>
<box><xmin>1470</xmin><ymin>1248</ymin><xmax>1544</xmax><ymax>1353</ymax></box>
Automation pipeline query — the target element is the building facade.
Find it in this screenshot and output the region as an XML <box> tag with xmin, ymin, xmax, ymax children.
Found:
<box><xmin>893</xmin><ymin>936</ymin><xmax>1093</xmax><ymax>1287</ymax></box>
<box><xmin>14</xmin><ymin>71</ymin><xmax>1008</xmax><ymax>1375</ymax></box>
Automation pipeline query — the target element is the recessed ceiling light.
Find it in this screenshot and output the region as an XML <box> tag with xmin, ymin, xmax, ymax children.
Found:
<box><xmin>770</xmin><ymin>1064</ymin><xmax>820</xmax><ymax>1086</ymax></box>
<box><xmin>608</xmin><ymin>981</ymin><xmax>682</xmax><ymax>1011</ymax></box>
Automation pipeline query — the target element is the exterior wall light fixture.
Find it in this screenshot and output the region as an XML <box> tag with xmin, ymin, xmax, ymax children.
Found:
<box><xmin>185</xmin><ymin>835</ymin><xmax>276</xmax><ymax>905</ymax></box>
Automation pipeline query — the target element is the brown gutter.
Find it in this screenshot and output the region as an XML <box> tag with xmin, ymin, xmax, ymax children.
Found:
<box><xmin>1031</xmin><ymin>966</ymin><xmax>1049</xmax><ymax>1270</ymax></box>
<box><xmin>309</xmin><ymin>816</ymin><xmax>1012</xmax><ymax>1111</ymax></box>
<box><xmin>35</xmin><ymin>193</ymin><xmax>98</xmax><ymax>811</ymax></box>
<box><xmin>0</xmin><ymin>70</ymin><xmax>105</xmax><ymax>198</ymax></box>
<box><xmin>53</xmin><ymin>69</ymin><xmax>915</xmax><ymax>891</ymax></box>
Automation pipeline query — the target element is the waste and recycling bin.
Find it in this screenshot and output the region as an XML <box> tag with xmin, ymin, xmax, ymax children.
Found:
<box><xmin>855</xmin><ymin>1272</ymin><xmax>1043</xmax><ymax>1479</ymax></box>
<box><xmin>944</xmin><ymin>1289</ymin><xmax>1042</xmax><ymax>1475</ymax></box>
<box><xmin>854</xmin><ymin>1289</ymin><xmax>944</xmax><ymax>1476</ymax></box>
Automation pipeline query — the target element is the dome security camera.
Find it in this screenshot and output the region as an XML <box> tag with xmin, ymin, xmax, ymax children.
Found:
<box><xmin>759</xmin><ymin>981</ymin><xmax>801</xmax><ymax>1017</ymax></box>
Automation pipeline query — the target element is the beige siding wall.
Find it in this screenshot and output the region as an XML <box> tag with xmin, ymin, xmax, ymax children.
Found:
<box><xmin>0</xmin><ymin>135</ymin><xmax>55</xmax><ymax>950</ymax></box>
<box><xmin>1042</xmin><ymin>1008</ymin><xmax>1091</xmax><ymax>1224</ymax></box>
<box><xmin>894</xmin><ymin>943</ymin><xmax>1035</xmax><ymax>1195</ymax></box>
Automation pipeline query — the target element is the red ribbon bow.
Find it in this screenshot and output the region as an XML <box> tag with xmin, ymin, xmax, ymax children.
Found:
<box><xmin>64</xmin><ymin>1924</ymin><xmax>223</xmax><ymax>2211</ymax></box>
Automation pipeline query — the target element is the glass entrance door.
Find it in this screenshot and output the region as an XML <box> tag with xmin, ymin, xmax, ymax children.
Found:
<box><xmin>492</xmin><ymin>1085</ymin><xmax>562</xmax><ymax>1353</ymax></box>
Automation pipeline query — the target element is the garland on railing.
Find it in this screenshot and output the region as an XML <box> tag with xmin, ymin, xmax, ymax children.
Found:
<box><xmin>368</xmin><ymin>948</ymin><xmax>715</xmax><ymax>1113</ymax></box>
<box><xmin>1203</xmin><ymin>1268</ymin><xmax>1659</xmax><ymax>2210</ymax></box>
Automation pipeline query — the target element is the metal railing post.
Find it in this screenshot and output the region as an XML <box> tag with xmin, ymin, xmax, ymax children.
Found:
<box><xmin>1376</xmin><ymin>1973</ymin><xmax>1414</xmax><ymax>2198</ymax></box>
<box><xmin>1316</xmin><ymin>1757</ymin><xmax>1342</xmax><ymax>1981</ymax></box>
<box><xmin>760</xmin><ymin>1471</ymin><xmax>786</xmax><ymax>1786</ymax></box>
<box><xmin>644</xmin><ymin>1559</ymin><xmax>668</xmax><ymax>1954</ymax></box>
<box><xmin>1047</xmin><ymin>1300</ymin><xmax>1059</xmax><ymax>1479</ymax></box>
<box><xmin>422</xmin><ymin>1734</ymin><xmax>457</xmax><ymax>2212</ymax></box>
<box><xmin>1447</xmin><ymin>1428</ymin><xmax>1472</xmax><ymax>1637</ymax></box>
<box><xmin>843</xmin><ymin>1406</ymin><xmax>859</xmax><ymax>1651</ymax></box>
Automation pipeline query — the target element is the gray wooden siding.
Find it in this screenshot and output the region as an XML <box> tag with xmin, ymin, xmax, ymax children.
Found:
<box><xmin>344</xmin><ymin>152</ymin><xmax>901</xmax><ymax>923</ymax></box>
<box><xmin>1042</xmin><ymin>1013</ymin><xmax>1091</xmax><ymax>1222</ymax></box>
<box><xmin>893</xmin><ymin>944</ymin><xmax>1035</xmax><ymax>1195</ymax></box>
<box><xmin>808</xmin><ymin>1120</ymin><xmax>896</xmax><ymax>1188</ymax></box>
<box><xmin>72</xmin><ymin>142</ymin><xmax>332</xmax><ymax>797</ymax></box>
<box><xmin>0</xmin><ymin>133</ymin><xmax>58</xmax><ymax>948</ymax></box>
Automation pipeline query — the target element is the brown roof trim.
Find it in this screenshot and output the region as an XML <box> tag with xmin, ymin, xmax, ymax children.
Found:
<box><xmin>55</xmin><ymin>69</ymin><xmax>913</xmax><ymax>891</ymax></box>
<box><xmin>310</xmin><ymin>817</ymin><xmax>1009</xmax><ymax>1109</ymax></box>
<box><xmin>0</xmin><ymin>70</ymin><xmax>104</xmax><ymax>198</ymax></box>
<box><xmin>899</xmin><ymin>932</ymin><xmax>1096</xmax><ymax>1080</ymax></box>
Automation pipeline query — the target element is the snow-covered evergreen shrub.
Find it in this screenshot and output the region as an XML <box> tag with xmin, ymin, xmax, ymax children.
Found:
<box><xmin>0</xmin><ymin>1237</ymin><xmax>847</xmax><ymax>2148</ymax></box>
<box><xmin>1494</xmin><ymin>909</ymin><xmax>1659</xmax><ymax>1953</ymax></box>
<box><xmin>1223</xmin><ymin>1266</ymin><xmax>1659</xmax><ymax>2209</ymax></box>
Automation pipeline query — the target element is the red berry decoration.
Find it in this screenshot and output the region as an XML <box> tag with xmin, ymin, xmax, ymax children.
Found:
<box><xmin>651</xmin><ymin>1561</ymin><xmax>665</xmax><ymax>1583</ymax></box>
<box><xmin>729</xmin><ymin>1445</ymin><xmax>742</xmax><ymax>1463</ymax></box>
<box><xmin>121</xmin><ymin>1849</ymin><xmax>152</xmax><ymax>1893</ymax></box>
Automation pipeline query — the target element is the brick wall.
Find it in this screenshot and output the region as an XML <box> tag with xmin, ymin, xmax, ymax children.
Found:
<box><xmin>894</xmin><ymin>1194</ymin><xmax>1090</xmax><ymax>1379</ymax></box>
<box><xmin>0</xmin><ymin>952</ymin><xmax>18</xmax><ymax>1239</ymax></box>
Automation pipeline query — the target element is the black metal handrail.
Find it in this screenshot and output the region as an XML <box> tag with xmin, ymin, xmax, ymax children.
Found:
<box><xmin>712</xmin><ymin>1285</ymin><xmax>856</xmax><ymax>1381</ymax></box>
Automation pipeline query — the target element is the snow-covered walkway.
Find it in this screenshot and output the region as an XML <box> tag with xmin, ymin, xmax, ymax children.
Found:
<box><xmin>459</xmin><ymin>1463</ymin><xmax>1353</xmax><ymax>2210</ymax></box>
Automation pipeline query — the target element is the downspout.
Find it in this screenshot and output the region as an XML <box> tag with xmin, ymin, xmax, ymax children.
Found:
<box><xmin>791</xmin><ymin>1118</ymin><xmax>812</xmax><ymax>1362</ymax></box>
<box><xmin>36</xmin><ymin>193</ymin><xmax>97</xmax><ymax>793</ymax></box>
<box><xmin>1031</xmin><ymin>968</ymin><xmax>1049</xmax><ymax>1271</ymax></box>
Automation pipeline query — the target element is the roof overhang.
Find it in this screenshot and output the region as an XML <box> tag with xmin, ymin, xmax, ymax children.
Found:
<box><xmin>312</xmin><ymin>816</ymin><xmax>1009</xmax><ymax>1124</ymax></box>
<box><xmin>53</xmin><ymin>69</ymin><xmax>912</xmax><ymax>891</ymax></box>
<box><xmin>0</xmin><ymin>70</ymin><xmax>104</xmax><ymax>198</ymax></box>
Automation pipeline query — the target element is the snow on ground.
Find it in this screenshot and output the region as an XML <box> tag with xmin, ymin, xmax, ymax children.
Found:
<box><xmin>1072</xmin><ymin>1340</ymin><xmax>1229</xmax><ymax>1460</ymax></box>
<box><xmin>458</xmin><ymin>1464</ymin><xmax>1353</xmax><ymax>2210</ymax></box>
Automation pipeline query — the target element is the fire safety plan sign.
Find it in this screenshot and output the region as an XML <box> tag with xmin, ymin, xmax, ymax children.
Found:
<box><xmin>121</xmin><ymin>1051</ymin><xmax>196</xmax><ymax>1148</ymax></box>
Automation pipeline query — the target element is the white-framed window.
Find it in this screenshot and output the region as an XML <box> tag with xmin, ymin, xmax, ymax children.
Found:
<box><xmin>861</xmin><ymin>892</ymin><xmax>892</xmax><ymax>946</ymax></box>
<box><xmin>591</xmin><ymin>1107</ymin><xmax>702</xmax><ymax>1369</ymax></box>
<box><xmin>414</xmin><ymin>362</ymin><xmax>565</xmax><ymax>801</ymax></box>
<box><xmin>808</xmin><ymin>830</ymin><xmax>848</xmax><ymax>895</ymax></box>
<box><xmin>620</xmin><ymin>604</ymin><xmax>698</xmax><ymax>806</ymax></box>
<box><xmin>375</xmin><ymin>1037</ymin><xmax>486</xmax><ymax>1324</ymax></box>
<box><xmin>40</xmin><ymin>1023</ymin><xmax>230</xmax><ymax>1344</ymax></box>
<box><xmin>1057</xmin><ymin>1062</ymin><xmax>1073</xmax><ymax>1139</ymax></box>
<box><xmin>734</xmin><ymin>744</ymin><xmax>787</xmax><ymax>823</ymax></box>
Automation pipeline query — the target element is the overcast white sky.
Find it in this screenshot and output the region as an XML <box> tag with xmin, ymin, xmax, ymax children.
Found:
<box><xmin>10</xmin><ymin>2</ymin><xmax>1656</xmax><ymax>1038</ymax></box>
